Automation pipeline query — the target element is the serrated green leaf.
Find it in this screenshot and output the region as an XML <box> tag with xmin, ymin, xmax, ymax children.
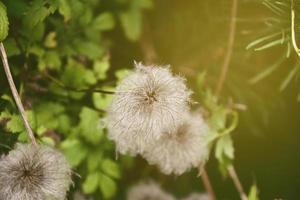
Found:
<box><xmin>82</xmin><ymin>172</ymin><xmax>99</xmax><ymax>194</ymax></box>
<box><xmin>93</xmin><ymin>12</ymin><xmax>115</xmax><ymax>31</ymax></box>
<box><xmin>101</xmin><ymin>159</ymin><xmax>120</xmax><ymax>179</ymax></box>
<box><xmin>99</xmin><ymin>173</ymin><xmax>117</xmax><ymax>199</ymax></box>
<box><xmin>215</xmin><ymin>135</ymin><xmax>234</xmax><ymax>165</ymax></box>
<box><xmin>6</xmin><ymin>114</ymin><xmax>24</xmax><ymax>133</ymax></box>
<box><xmin>79</xmin><ymin>107</ymin><xmax>103</xmax><ymax>144</ymax></box>
<box><xmin>0</xmin><ymin>2</ymin><xmax>9</xmax><ymax>41</ymax></box>
<box><xmin>60</xmin><ymin>138</ymin><xmax>88</xmax><ymax>167</ymax></box>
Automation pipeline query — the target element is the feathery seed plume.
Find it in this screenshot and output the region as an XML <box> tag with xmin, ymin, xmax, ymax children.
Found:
<box><xmin>0</xmin><ymin>143</ymin><xmax>72</xmax><ymax>200</ymax></box>
<box><xmin>181</xmin><ymin>193</ymin><xmax>210</xmax><ymax>200</ymax></box>
<box><xmin>107</xmin><ymin>62</ymin><xmax>191</xmax><ymax>155</ymax></box>
<box><xmin>127</xmin><ymin>181</ymin><xmax>175</xmax><ymax>200</ymax></box>
<box><xmin>143</xmin><ymin>112</ymin><xmax>209</xmax><ymax>175</ymax></box>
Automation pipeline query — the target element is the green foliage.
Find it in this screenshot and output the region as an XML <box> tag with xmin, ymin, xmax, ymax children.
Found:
<box><xmin>0</xmin><ymin>1</ymin><xmax>9</xmax><ymax>41</ymax></box>
<box><xmin>248</xmin><ymin>184</ymin><xmax>260</xmax><ymax>200</ymax></box>
<box><xmin>248</xmin><ymin>0</ymin><xmax>300</xmax><ymax>95</ymax></box>
<box><xmin>197</xmin><ymin>73</ymin><xmax>238</xmax><ymax>177</ymax></box>
<box><xmin>0</xmin><ymin>0</ymin><xmax>152</xmax><ymax>199</ymax></box>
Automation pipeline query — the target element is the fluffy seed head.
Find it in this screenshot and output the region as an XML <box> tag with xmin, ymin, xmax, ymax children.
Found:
<box><xmin>107</xmin><ymin>62</ymin><xmax>191</xmax><ymax>155</ymax></box>
<box><xmin>181</xmin><ymin>193</ymin><xmax>209</xmax><ymax>200</ymax></box>
<box><xmin>143</xmin><ymin>112</ymin><xmax>209</xmax><ymax>175</ymax></box>
<box><xmin>0</xmin><ymin>143</ymin><xmax>72</xmax><ymax>200</ymax></box>
<box><xmin>127</xmin><ymin>181</ymin><xmax>175</xmax><ymax>200</ymax></box>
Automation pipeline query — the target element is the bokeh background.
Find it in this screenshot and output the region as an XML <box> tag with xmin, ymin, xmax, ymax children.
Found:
<box><xmin>1</xmin><ymin>0</ymin><xmax>300</xmax><ymax>199</ymax></box>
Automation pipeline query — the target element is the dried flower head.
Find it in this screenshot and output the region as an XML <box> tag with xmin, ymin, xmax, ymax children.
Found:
<box><xmin>181</xmin><ymin>193</ymin><xmax>209</xmax><ymax>200</ymax></box>
<box><xmin>0</xmin><ymin>143</ymin><xmax>72</xmax><ymax>200</ymax></box>
<box><xmin>143</xmin><ymin>112</ymin><xmax>209</xmax><ymax>175</ymax></box>
<box><xmin>107</xmin><ymin>62</ymin><xmax>191</xmax><ymax>155</ymax></box>
<box><xmin>127</xmin><ymin>181</ymin><xmax>175</xmax><ymax>200</ymax></box>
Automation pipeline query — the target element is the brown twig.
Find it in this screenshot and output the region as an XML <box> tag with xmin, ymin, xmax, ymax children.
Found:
<box><xmin>0</xmin><ymin>43</ymin><xmax>37</xmax><ymax>146</ymax></box>
<box><xmin>199</xmin><ymin>167</ymin><xmax>216</xmax><ymax>200</ymax></box>
<box><xmin>228</xmin><ymin>165</ymin><xmax>248</xmax><ymax>200</ymax></box>
<box><xmin>215</xmin><ymin>0</ymin><xmax>238</xmax><ymax>96</ymax></box>
<box><xmin>213</xmin><ymin>0</ymin><xmax>248</xmax><ymax>199</ymax></box>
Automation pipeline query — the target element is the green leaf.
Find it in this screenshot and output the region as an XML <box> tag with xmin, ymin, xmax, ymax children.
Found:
<box><xmin>3</xmin><ymin>38</ymin><xmax>21</xmax><ymax>56</ymax></box>
<box><xmin>58</xmin><ymin>0</ymin><xmax>71</xmax><ymax>21</ymax></box>
<box><xmin>120</xmin><ymin>10</ymin><xmax>142</xmax><ymax>41</ymax></box>
<box><xmin>87</xmin><ymin>151</ymin><xmax>102</xmax><ymax>172</ymax></box>
<box><xmin>41</xmin><ymin>136</ymin><xmax>55</xmax><ymax>146</ymax></box>
<box><xmin>248</xmin><ymin>184</ymin><xmax>259</xmax><ymax>200</ymax></box>
<box><xmin>92</xmin><ymin>12</ymin><xmax>115</xmax><ymax>31</ymax></box>
<box><xmin>23</xmin><ymin>0</ymin><xmax>58</xmax><ymax>29</ymax></box>
<box><xmin>101</xmin><ymin>159</ymin><xmax>120</xmax><ymax>179</ymax></box>
<box><xmin>84</xmin><ymin>70</ymin><xmax>97</xmax><ymax>85</ymax></box>
<box><xmin>99</xmin><ymin>173</ymin><xmax>117</xmax><ymax>199</ymax></box>
<box><xmin>93</xmin><ymin>58</ymin><xmax>110</xmax><ymax>80</ymax></box>
<box><xmin>43</xmin><ymin>51</ymin><xmax>61</xmax><ymax>70</ymax></box>
<box><xmin>0</xmin><ymin>2</ymin><xmax>9</xmax><ymax>41</ymax></box>
<box><xmin>44</xmin><ymin>32</ymin><xmax>57</xmax><ymax>48</ymax></box>
<box><xmin>82</xmin><ymin>172</ymin><xmax>99</xmax><ymax>194</ymax></box>
<box><xmin>34</xmin><ymin>102</ymin><xmax>65</xmax><ymax>130</ymax></box>
<box><xmin>215</xmin><ymin>135</ymin><xmax>235</xmax><ymax>177</ymax></box>
<box><xmin>93</xmin><ymin>93</ymin><xmax>113</xmax><ymax>110</ymax></box>
<box><xmin>6</xmin><ymin>114</ymin><xmax>24</xmax><ymax>133</ymax></box>
<box><xmin>79</xmin><ymin>107</ymin><xmax>103</xmax><ymax>144</ymax></box>
<box><xmin>115</xmin><ymin>69</ymin><xmax>130</xmax><ymax>81</ymax></box>
<box><xmin>60</xmin><ymin>138</ymin><xmax>88</xmax><ymax>167</ymax></box>
<box><xmin>73</xmin><ymin>40</ymin><xmax>104</xmax><ymax>60</ymax></box>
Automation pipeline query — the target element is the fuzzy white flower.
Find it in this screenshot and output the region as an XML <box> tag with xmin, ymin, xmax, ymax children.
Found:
<box><xmin>127</xmin><ymin>181</ymin><xmax>175</xmax><ymax>200</ymax></box>
<box><xmin>143</xmin><ymin>112</ymin><xmax>209</xmax><ymax>175</ymax></box>
<box><xmin>181</xmin><ymin>193</ymin><xmax>210</xmax><ymax>200</ymax></box>
<box><xmin>0</xmin><ymin>143</ymin><xmax>72</xmax><ymax>200</ymax></box>
<box><xmin>107</xmin><ymin>62</ymin><xmax>191</xmax><ymax>155</ymax></box>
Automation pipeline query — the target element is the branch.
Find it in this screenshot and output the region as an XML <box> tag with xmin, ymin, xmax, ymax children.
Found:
<box><xmin>215</xmin><ymin>0</ymin><xmax>238</xmax><ymax>96</ymax></box>
<box><xmin>228</xmin><ymin>165</ymin><xmax>248</xmax><ymax>200</ymax></box>
<box><xmin>199</xmin><ymin>167</ymin><xmax>216</xmax><ymax>200</ymax></box>
<box><xmin>43</xmin><ymin>72</ymin><xmax>115</xmax><ymax>95</ymax></box>
<box><xmin>0</xmin><ymin>43</ymin><xmax>37</xmax><ymax>146</ymax></box>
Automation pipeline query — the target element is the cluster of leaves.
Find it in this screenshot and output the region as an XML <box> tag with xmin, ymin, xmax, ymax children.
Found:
<box><xmin>0</xmin><ymin>0</ymin><xmax>152</xmax><ymax>199</ymax></box>
<box><xmin>196</xmin><ymin>73</ymin><xmax>259</xmax><ymax>200</ymax></box>
<box><xmin>247</xmin><ymin>0</ymin><xmax>300</xmax><ymax>96</ymax></box>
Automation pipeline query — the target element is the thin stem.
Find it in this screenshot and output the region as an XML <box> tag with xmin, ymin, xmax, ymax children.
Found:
<box><xmin>43</xmin><ymin>72</ymin><xmax>115</xmax><ymax>94</ymax></box>
<box><xmin>291</xmin><ymin>0</ymin><xmax>300</xmax><ymax>57</ymax></box>
<box><xmin>215</xmin><ymin>0</ymin><xmax>238</xmax><ymax>96</ymax></box>
<box><xmin>0</xmin><ymin>43</ymin><xmax>37</xmax><ymax>146</ymax></box>
<box><xmin>199</xmin><ymin>167</ymin><xmax>216</xmax><ymax>200</ymax></box>
<box><xmin>228</xmin><ymin>165</ymin><xmax>248</xmax><ymax>200</ymax></box>
<box><xmin>213</xmin><ymin>1</ymin><xmax>247</xmax><ymax>199</ymax></box>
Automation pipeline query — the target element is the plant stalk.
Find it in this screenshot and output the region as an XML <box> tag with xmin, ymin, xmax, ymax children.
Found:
<box><xmin>0</xmin><ymin>43</ymin><xmax>37</xmax><ymax>146</ymax></box>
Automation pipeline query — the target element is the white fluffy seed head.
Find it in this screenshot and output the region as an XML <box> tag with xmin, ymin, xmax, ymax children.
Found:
<box><xmin>107</xmin><ymin>62</ymin><xmax>192</xmax><ymax>155</ymax></box>
<box><xmin>0</xmin><ymin>143</ymin><xmax>72</xmax><ymax>200</ymax></box>
<box><xmin>181</xmin><ymin>193</ymin><xmax>210</xmax><ymax>200</ymax></box>
<box><xmin>143</xmin><ymin>112</ymin><xmax>209</xmax><ymax>175</ymax></box>
<box><xmin>127</xmin><ymin>181</ymin><xmax>175</xmax><ymax>200</ymax></box>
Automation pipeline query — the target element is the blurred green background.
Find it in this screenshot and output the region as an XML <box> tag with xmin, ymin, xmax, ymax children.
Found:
<box><xmin>0</xmin><ymin>0</ymin><xmax>300</xmax><ymax>199</ymax></box>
